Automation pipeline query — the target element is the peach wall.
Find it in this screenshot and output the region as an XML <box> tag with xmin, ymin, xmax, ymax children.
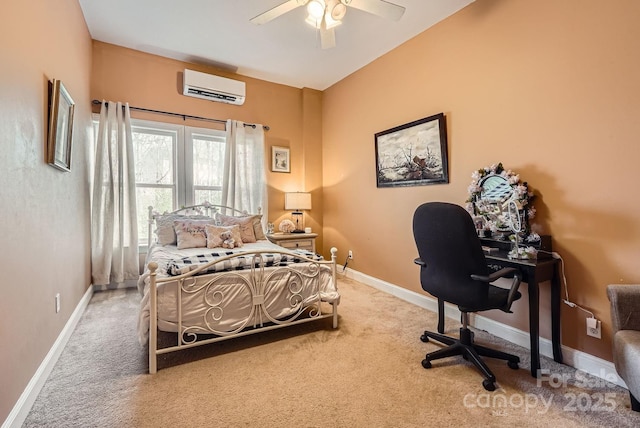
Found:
<box><xmin>301</xmin><ymin>88</ymin><xmax>324</xmax><ymax>249</ymax></box>
<box><xmin>91</xmin><ymin>42</ymin><xmax>324</xmax><ymax>250</ymax></box>
<box><xmin>0</xmin><ymin>0</ymin><xmax>92</xmax><ymax>422</ymax></box>
<box><xmin>322</xmin><ymin>0</ymin><xmax>640</xmax><ymax>361</ymax></box>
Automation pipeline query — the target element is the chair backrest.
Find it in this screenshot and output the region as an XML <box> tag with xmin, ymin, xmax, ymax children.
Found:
<box><xmin>412</xmin><ymin>202</ymin><xmax>490</xmax><ymax>308</ymax></box>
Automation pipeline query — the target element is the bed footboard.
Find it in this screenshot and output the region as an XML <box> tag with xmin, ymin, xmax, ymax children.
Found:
<box><xmin>148</xmin><ymin>247</ymin><xmax>339</xmax><ymax>374</ymax></box>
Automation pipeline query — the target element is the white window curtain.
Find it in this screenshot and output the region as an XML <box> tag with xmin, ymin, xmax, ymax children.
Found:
<box><xmin>91</xmin><ymin>101</ymin><xmax>139</xmax><ymax>287</ymax></box>
<box><xmin>221</xmin><ymin>120</ymin><xmax>267</xmax><ymax>219</ymax></box>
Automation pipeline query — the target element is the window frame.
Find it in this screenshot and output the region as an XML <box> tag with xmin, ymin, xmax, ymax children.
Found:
<box><xmin>185</xmin><ymin>126</ymin><xmax>226</xmax><ymax>207</ymax></box>
<box><xmin>91</xmin><ymin>114</ymin><xmax>227</xmax><ymax>248</ymax></box>
<box><xmin>131</xmin><ymin>119</ymin><xmax>183</xmax><ymax>209</ymax></box>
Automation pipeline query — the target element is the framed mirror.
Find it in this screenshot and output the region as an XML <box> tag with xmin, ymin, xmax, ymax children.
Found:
<box><xmin>466</xmin><ymin>163</ymin><xmax>534</xmax><ymax>239</ymax></box>
<box><xmin>480</xmin><ymin>175</ymin><xmax>513</xmax><ymax>203</ymax></box>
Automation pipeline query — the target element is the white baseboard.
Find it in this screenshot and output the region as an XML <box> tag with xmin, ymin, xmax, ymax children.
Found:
<box><xmin>344</xmin><ymin>268</ymin><xmax>626</xmax><ymax>389</ymax></box>
<box><xmin>2</xmin><ymin>285</ymin><xmax>94</xmax><ymax>428</ymax></box>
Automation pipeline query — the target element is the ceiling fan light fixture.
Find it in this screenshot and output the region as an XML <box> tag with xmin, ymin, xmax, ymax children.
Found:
<box><xmin>323</xmin><ymin>13</ymin><xmax>342</xmax><ymax>29</ymax></box>
<box><xmin>330</xmin><ymin>2</ymin><xmax>347</xmax><ymax>20</ymax></box>
<box><xmin>306</xmin><ymin>11</ymin><xmax>341</xmax><ymax>30</ymax></box>
<box><xmin>307</xmin><ymin>0</ymin><xmax>326</xmax><ymax>19</ymax></box>
<box><xmin>304</xmin><ymin>14</ymin><xmax>321</xmax><ymax>28</ymax></box>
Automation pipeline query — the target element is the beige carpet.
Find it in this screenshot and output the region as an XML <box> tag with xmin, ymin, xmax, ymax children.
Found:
<box><xmin>23</xmin><ymin>277</ymin><xmax>640</xmax><ymax>427</ymax></box>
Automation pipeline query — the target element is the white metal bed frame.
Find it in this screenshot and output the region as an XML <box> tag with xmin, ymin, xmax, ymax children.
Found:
<box><xmin>145</xmin><ymin>203</ymin><xmax>339</xmax><ymax>373</ymax></box>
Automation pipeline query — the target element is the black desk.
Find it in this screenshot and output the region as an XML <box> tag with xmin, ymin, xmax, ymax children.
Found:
<box><xmin>435</xmin><ymin>249</ymin><xmax>563</xmax><ymax>378</ymax></box>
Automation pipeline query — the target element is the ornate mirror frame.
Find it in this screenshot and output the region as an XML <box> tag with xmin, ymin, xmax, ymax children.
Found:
<box><xmin>466</xmin><ymin>162</ymin><xmax>536</xmax><ymax>238</ymax></box>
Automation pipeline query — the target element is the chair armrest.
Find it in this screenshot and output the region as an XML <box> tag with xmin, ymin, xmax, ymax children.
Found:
<box><xmin>607</xmin><ymin>284</ymin><xmax>640</xmax><ymax>333</ymax></box>
<box><xmin>414</xmin><ymin>258</ymin><xmax>426</xmax><ymax>267</ymax></box>
<box><xmin>471</xmin><ymin>268</ymin><xmax>521</xmax><ymax>312</ymax></box>
<box><xmin>471</xmin><ymin>267</ymin><xmax>518</xmax><ymax>283</ymax></box>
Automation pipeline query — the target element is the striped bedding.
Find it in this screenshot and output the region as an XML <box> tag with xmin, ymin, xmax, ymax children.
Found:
<box><xmin>166</xmin><ymin>248</ymin><xmax>322</xmax><ymax>276</ymax></box>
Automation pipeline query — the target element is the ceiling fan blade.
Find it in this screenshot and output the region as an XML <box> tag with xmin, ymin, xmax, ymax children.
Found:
<box><xmin>320</xmin><ymin>18</ymin><xmax>336</xmax><ymax>49</ymax></box>
<box><xmin>345</xmin><ymin>0</ymin><xmax>406</xmax><ymax>21</ymax></box>
<box><xmin>250</xmin><ymin>0</ymin><xmax>308</xmax><ymax>25</ymax></box>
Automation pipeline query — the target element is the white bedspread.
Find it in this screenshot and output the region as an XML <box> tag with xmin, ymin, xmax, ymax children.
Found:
<box><xmin>137</xmin><ymin>240</ymin><xmax>339</xmax><ymax>344</ymax></box>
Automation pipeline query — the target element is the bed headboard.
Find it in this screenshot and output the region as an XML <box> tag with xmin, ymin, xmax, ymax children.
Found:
<box><xmin>147</xmin><ymin>202</ymin><xmax>262</xmax><ymax>246</ymax></box>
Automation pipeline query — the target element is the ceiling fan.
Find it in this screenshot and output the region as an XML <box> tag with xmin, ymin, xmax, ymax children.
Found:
<box><xmin>250</xmin><ymin>0</ymin><xmax>406</xmax><ymax>49</ymax></box>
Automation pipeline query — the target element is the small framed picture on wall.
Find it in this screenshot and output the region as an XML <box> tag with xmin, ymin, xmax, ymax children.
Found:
<box><xmin>272</xmin><ymin>146</ymin><xmax>290</xmax><ymax>173</ymax></box>
<box><xmin>46</xmin><ymin>79</ymin><xmax>75</xmax><ymax>172</ymax></box>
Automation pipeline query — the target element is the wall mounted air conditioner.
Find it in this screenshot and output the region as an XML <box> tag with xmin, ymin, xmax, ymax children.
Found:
<box><xmin>182</xmin><ymin>69</ymin><xmax>246</xmax><ymax>105</ymax></box>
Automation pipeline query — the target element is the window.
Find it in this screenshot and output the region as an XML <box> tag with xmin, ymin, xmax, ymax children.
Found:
<box><xmin>131</xmin><ymin>122</ymin><xmax>179</xmax><ymax>241</ymax></box>
<box><xmin>187</xmin><ymin>127</ymin><xmax>226</xmax><ymax>206</ymax></box>
<box><xmin>92</xmin><ymin>117</ymin><xmax>226</xmax><ymax>245</ymax></box>
<box><xmin>92</xmin><ymin>115</ymin><xmax>266</xmax><ymax>250</ymax></box>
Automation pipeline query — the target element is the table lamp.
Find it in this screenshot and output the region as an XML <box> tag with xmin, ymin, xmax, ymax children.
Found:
<box><xmin>284</xmin><ymin>192</ymin><xmax>311</xmax><ymax>233</ymax></box>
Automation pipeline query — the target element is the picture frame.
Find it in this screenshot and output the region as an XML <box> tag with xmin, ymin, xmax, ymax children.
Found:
<box><xmin>271</xmin><ymin>146</ymin><xmax>290</xmax><ymax>173</ymax></box>
<box><xmin>47</xmin><ymin>79</ymin><xmax>75</xmax><ymax>172</ymax></box>
<box><xmin>374</xmin><ymin>112</ymin><xmax>449</xmax><ymax>188</ymax></box>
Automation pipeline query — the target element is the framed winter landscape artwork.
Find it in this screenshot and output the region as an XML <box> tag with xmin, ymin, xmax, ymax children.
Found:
<box><xmin>374</xmin><ymin>113</ymin><xmax>449</xmax><ymax>188</ymax></box>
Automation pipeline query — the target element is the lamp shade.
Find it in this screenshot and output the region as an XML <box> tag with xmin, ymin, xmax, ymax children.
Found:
<box><xmin>285</xmin><ymin>192</ymin><xmax>312</xmax><ymax>211</ymax></box>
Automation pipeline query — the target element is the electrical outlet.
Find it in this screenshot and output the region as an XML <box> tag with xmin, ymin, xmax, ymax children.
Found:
<box><xmin>586</xmin><ymin>318</ymin><xmax>601</xmax><ymax>339</ymax></box>
<box><xmin>348</xmin><ymin>250</ymin><xmax>353</xmax><ymax>259</ymax></box>
<box><xmin>55</xmin><ymin>293</ymin><xmax>61</xmax><ymax>313</ymax></box>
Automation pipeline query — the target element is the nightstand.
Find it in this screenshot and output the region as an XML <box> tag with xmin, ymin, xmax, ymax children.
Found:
<box><xmin>266</xmin><ymin>232</ymin><xmax>317</xmax><ymax>253</ymax></box>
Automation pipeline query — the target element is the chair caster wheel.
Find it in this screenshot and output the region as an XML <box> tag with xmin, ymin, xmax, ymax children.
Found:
<box><xmin>462</xmin><ymin>353</ymin><xmax>469</xmax><ymax>361</ymax></box>
<box><xmin>420</xmin><ymin>334</ymin><xmax>430</xmax><ymax>343</ymax></box>
<box><xmin>422</xmin><ymin>359</ymin><xmax>432</xmax><ymax>369</ymax></box>
<box><xmin>482</xmin><ymin>379</ymin><xmax>496</xmax><ymax>391</ymax></box>
<box><xmin>508</xmin><ymin>361</ymin><xmax>519</xmax><ymax>370</ymax></box>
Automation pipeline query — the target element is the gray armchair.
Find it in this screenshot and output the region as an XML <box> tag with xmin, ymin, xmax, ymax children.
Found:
<box><xmin>607</xmin><ymin>284</ymin><xmax>640</xmax><ymax>411</ymax></box>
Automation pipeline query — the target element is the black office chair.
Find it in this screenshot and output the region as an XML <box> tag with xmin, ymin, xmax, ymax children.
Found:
<box><xmin>412</xmin><ymin>202</ymin><xmax>522</xmax><ymax>391</ymax></box>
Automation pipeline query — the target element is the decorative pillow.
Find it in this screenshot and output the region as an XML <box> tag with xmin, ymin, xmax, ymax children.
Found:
<box><xmin>218</xmin><ymin>213</ymin><xmax>265</xmax><ymax>242</ymax></box>
<box><xmin>250</xmin><ymin>215</ymin><xmax>267</xmax><ymax>241</ymax></box>
<box><xmin>173</xmin><ymin>219</ymin><xmax>216</xmax><ymax>250</ymax></box>
<box><xmin>205</xmin><ymin>224</ymin><xmax>243</xmax><ymax>249</ymax></box>
<box><xmin>155</xmin><ymin>214</ymin><xmax>209</xmax><ymax>246</ymax></box>
<box><xmin>217</xmin><ymin>214</ymin><xmax>257</xmax><ymax>243</ymax></box>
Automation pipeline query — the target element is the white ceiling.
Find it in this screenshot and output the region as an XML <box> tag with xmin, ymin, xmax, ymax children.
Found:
<box><xmin>79</xmin><ymin>0</ymin><xmax>474</xmax><ymax>91</ymax></box>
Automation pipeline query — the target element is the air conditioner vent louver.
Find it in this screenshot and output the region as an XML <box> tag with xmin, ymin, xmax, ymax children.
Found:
<box><xmin>182</xmin><ymin>69</ymin><xmax>246</xmax><ymax>105</ymax></box>
<box><xmin>185</xmin><ymin>87</ymin><xmax>239</xmax><ymax>103</ymax></box>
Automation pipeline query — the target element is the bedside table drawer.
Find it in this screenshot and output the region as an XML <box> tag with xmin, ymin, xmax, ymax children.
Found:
<box><xmin>280</xmin><ymin>239</ymin><xmax>314</xmax><ymax>251</ymax></box>
<box><xmin>266</xmin><ymin>232</ymin><xmax>317</xmax><ymax>253</ymax></box>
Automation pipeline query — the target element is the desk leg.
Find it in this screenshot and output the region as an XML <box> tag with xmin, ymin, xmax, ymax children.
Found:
<box><xmin>437</xmin><ymin>298</ymin><xmax>445</xmax><ymax>334</ymax></box>
<box><xmin>528</xmin><ymin>280</ymin><xmax>540</xmax><ymax>378</ymax></box>
<box><xmin>551</xmin><ymin>263</ymin><xmax>564</xmax><ymax>363</ymax></box>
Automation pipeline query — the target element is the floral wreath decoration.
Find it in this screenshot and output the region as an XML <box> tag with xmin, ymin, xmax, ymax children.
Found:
<box><xmin>465</xmin><ymin>162</ymin><xmax>539</xmax><ymax>245</ymax></box>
